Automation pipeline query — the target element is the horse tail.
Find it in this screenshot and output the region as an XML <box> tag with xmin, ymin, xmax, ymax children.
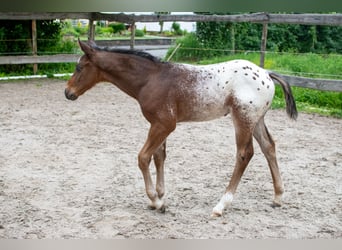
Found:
<box><xmin>269</xmin><ymin>72</ymin><xmax>298</xmax><ymax>120</ymax></box>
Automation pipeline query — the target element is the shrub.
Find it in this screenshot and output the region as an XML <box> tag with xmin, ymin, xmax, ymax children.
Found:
<box><xmin>109</xmin><ymin>22</ymin><xmax>126</xmax><ymax>34</ymax></box>
<box><xmin>135</xmin><ymin>29</ymin><xmax>145</xmax><ymax>37</ymax></box>
<box><xmin>96</xmin><ymin>27</ymin><xmax>114</xmax><ymax>36</ymax></box>
<box><xmin>73</xmin><ymin>26</ymin><xmax>88</xmax><ymax>36</ymax></box>
<box><xmin>196</xmin><ymin>21</ymin><xmax>232</xmax><ymax>58</ymax></box>
<box><xmin>166</xmin><ymin>33</ymin><xmax>203</xmax><ymax>62</ymax></box>
<box><xmin>171</xmin><ymin>22</ymin><xmax>183</xmax><ymax>36</ymax></box>
<box><xmin>60</xmin><ymin>20</ymin><xmax>79</xmax><ymax>37</ymax></box>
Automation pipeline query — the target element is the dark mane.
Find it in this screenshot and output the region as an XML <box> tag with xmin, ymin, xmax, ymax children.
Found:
<box><xmin>91</xmin><ymin>44</ymin><xmax>164</xmax><ymax>63</ymax></box>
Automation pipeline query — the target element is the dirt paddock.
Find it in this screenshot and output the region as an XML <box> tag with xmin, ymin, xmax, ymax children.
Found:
<box><xmin>0</xmin><ymin>79</ymin><xmax>341</xmax><ymax>239</ymax></box>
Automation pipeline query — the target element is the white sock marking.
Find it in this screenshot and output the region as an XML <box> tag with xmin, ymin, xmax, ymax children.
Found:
<box><xmin>212</xmin><ymin>193</ymin><xmax>234</xmax><ymax>216</ymax></box>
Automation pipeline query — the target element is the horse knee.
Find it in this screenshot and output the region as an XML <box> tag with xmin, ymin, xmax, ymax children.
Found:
<box><xmin>238</xmin><ymin>144</ymin><xmax>254</xmax><ymax>162</ymax></box>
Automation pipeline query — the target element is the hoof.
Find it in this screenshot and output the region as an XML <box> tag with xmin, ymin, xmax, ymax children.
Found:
<box><xmin>147</xmin><ymin>204</ymin><xmax>166</xmax><ymax>213</ymax></box>
<box><xmin>148</xmin><ymin>199</ymin><xmax>165</xmax><ymax>212</ymax></box>
<box><xmin>272</xmin><ymin>194</ymin><xmax>283</xmax><ymax>208</ymax></box>
<box><xmin>211</xmin><ymin>207</ymin><xmax>223</xmax><ymax>217</ymax></box>
<box><xmin>158</xmin><ymin>205</ymin><xmax>166</xmax><ymax>213</ymax></box>
<box><xmin>147</xmin><ymin>205</ymin><xmax>156</xmax><ymax>210</ymax></box>
<box><xmin>210</xmin><ymin>211</ymin><xmax>222</xmax><ymax>218</ymax></box>
<box><xmin>271</xmin><ymin>200</ymin><xmax>282</xmax><ymax>208</ymax></box>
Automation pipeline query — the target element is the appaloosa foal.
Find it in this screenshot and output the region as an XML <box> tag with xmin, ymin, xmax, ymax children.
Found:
<box><xmin>65</xmin><ymin>40</ymin><xmax>297</xmax><ymax>217</ymax></box>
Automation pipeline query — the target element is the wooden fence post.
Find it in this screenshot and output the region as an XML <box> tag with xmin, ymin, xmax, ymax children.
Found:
<box><xmin>31</xmin><ymin>20</ymin><xmax>38</xmax><ymax>74</ymax></box>
<box><xmin>231</xmin><ymin>23</ymin><xmax>235</xmax><ymax>54</ymax></box>
<box><xmin>259</xmin><ymin>22</ymin><xmax>268</xmax><ymax>68</ymax></box>
<box><xmin>130</xmin><ymin>22</ymin><xmax>135</xmax><ymax>50</ymax></box>
<box><xmin>88</xmin><ymin>19</ymin><xmax>95</xmax><ymax>41</ymax></box>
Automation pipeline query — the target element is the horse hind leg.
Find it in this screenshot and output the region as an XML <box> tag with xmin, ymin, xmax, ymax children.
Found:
<box><xmin>153</xmin><ymin>141</ymin><xmax>167</xmax><ymax>200</ymax></box>
<box><xmin>212</xmin><ymin>113</ymin><xmax>255</xmax><ymax>217</ymax></box>
<box><xmin>253</xmin><ymin>117</ymin><xmax>284</xmax><ymax>207</ymax></box>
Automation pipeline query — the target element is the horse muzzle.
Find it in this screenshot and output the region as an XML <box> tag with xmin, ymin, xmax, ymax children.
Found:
<box><xmin>64</xmin><ymin>88</ymin><xmax>78</xmax><ymax>101</ymax></box>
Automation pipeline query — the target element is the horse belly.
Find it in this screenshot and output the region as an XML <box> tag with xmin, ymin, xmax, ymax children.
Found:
<box><xmin>190</xmin><ymin>102</ymin><xmax>229</xmax><ymax>121</ymax></box>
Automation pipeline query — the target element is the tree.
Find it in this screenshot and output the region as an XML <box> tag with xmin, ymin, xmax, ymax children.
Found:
<box><xmin>195</xmin><ymin>12</ymin><xmax>342</xmax><ymax>55</ymax></box>
<box><xmin>154</xmin><ymin>12</ymin><xmax>170</xmax><ymax>33</ymax></box>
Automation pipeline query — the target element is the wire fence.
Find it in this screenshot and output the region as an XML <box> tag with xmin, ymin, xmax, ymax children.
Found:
<box><xmin>0</xmin><ymin>38</ymin><xmax>79</xmax><ymax>55</ymax></box>
<box><xmin>0</xmin><ymin>38</ymin><xmax>341</xmax><ymax>90</ymax></box>
<box><xmin>168</xmin><ymin>46</ymin><xmax>342</xmax><ymax>80</ymax></box>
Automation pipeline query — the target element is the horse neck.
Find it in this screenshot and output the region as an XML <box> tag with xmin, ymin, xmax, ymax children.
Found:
<box><xmin>96</xmin><ymin>52</ymin><xmax>159</xmax><ymax>99</ymax></box>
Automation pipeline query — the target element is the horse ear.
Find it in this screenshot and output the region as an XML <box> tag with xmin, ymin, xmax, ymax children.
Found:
<box><xmin>78</xmin><ymin>38</ymin><xmax>95</xmax><ymax>58</ymax></box>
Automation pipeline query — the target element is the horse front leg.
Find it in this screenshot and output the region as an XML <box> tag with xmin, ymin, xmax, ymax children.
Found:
<box><xmin>138</xmin><ymin>123</ymin><xmax>174</xmax><ymax>212</ymax></box>
<box><xmin>212</xmin><ymin>120</ymin><xmax>255</xmax><ymax>217</ymax></box>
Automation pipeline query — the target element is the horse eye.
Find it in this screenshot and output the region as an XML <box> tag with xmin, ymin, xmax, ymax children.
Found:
<box><xmin>76</xmin><ymin>64</ymin><xmax>81</xmax><ymax>72</ymax></box>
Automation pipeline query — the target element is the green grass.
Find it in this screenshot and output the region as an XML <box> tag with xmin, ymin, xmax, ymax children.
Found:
<box><xmin>186</xmin><ymin>53</ymin><xmax>342</xmax><ymax>118</ymax></box>
<box><xmin>196</xmin><ymin>52</ymin><xmax>342</xmax><ymax>80</ymax></box>
<box><xmin>273</xmin><ymin>85</ymin><xmax>342</xmax><ymax>118</ymax></box>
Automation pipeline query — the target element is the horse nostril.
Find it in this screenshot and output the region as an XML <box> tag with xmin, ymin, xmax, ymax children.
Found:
<box><xmin>65</xmin><ymin>89</ymin><xmax>78</xmax><ymax>101</ymax></box>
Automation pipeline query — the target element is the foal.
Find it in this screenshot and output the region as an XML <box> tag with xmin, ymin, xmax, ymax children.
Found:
<box><xmin>65</xmin><ymin>40</ymin><xmax>297</xmax><ymax>217</ymax></box>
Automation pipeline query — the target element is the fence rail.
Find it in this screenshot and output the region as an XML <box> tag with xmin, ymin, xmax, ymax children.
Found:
<box><xmin>1</xmin><ymin>12</ymin><xmax>342</xmax><ymax>26</ymax></box>
<box><xmin>0</xmin><ymin>12</ymin><xmax>341</xmax><ymax>91</ymax></box>
<box><xmin>0</xmin><ymin>54</ymin><xmax>80</xmax><ymax>64</ymax></box>
<box><xmin>268</xmin><ymin>72</ymin><xmax>342</xmax><ymax>92</ymax></box>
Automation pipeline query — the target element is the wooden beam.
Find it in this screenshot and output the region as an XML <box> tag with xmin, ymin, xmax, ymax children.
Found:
<box><xmin>31</xmin><ymin>19</ymin><xmax>38</xmax><ymax>74</ymax></box>
<box><xmin>231</xmin><ymin>24</ymin><xmax>235</xmax><ymax>54</ymax></box>
<box><xmin>0</xmin><ymin>12</ymin><xmax>90</xmax><ymax>20</ymax></box>
<box><xmin>270</xmin><ymin>73</ymin><xmax>342</xmax><ymax>92</ymax></box>
<box><xmin>90</xmin><ymin>13</ymin><xmax>342</xmax><ymax>25</ymax></box>
<box><xmin>88</xmin><ymin>19</ymin><xmax>95</xmax><ymax>41</ymax></box>
<box><xmin>130</xmin><ymin>22</ymin><xmax>135</xmax><ymax>50</ymax></box>
<box><xmin>267</xmin><ymin>13</ymin><xmax>342</xmax><ymax>26</ymax></box>
<box><xmin>0</xmin><ymin>54</ymin><xmax>81</xmax><ymax>64</ymax></box>
<box><xmin>0</xmin><ymin>12</ymin><xmax>341</xmax><ymax>26</ymax></box>
<box><xmin>259</xmin><ymin>22</ymin><xmax>268</xmax><ymax>68</ymax></box>
<box><xmin>91</xmin><ymin>12</ymin><xmax>269</xmax><ymax>23</ymax></box>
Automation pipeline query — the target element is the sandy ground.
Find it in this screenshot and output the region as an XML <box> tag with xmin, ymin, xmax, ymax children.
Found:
<box><xmin>0</xmin><ymin>79</ymin><xmax>341</xmax><ymax>239</ymax></box>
